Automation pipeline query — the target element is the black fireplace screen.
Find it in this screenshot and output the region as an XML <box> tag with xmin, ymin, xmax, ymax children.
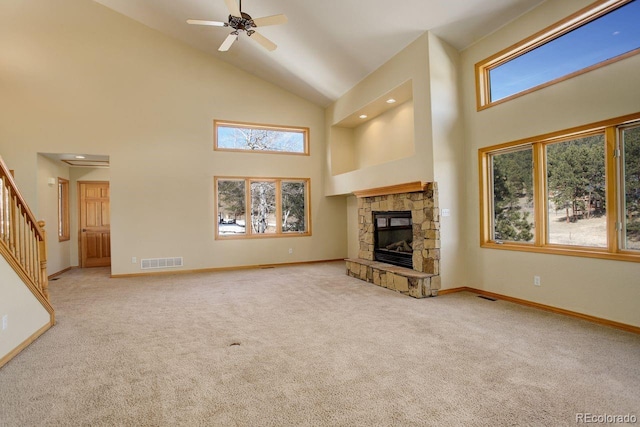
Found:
<box><xmin>373</xmin><ymin>211</ymin><xmax>413</xmax><ymax>268</ymax></box>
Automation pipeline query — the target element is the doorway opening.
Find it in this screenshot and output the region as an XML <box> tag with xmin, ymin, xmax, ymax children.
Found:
<box><xmin>37</xmin><ymin>153</ymin><xmax>110</xmax><ymax>272</ymax></box>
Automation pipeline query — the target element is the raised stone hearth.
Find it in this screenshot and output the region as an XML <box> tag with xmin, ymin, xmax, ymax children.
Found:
<box><xmin>346</xmin><ymin>258</ymin><xmax>440</xmax><ymax>298</ymax></box>
<box><xmin>347</xmin><ymin>182</ymin><xmax>440</xmax><ymax>298</ymax></box>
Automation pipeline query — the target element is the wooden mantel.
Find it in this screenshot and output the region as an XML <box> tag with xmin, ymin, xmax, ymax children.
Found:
<box><xmin>353</xmin><ymin>181</ymin><xmax>428</xmax><ymax>198</ymax></box>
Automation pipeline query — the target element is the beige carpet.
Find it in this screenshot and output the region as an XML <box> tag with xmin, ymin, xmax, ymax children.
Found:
<box><xmin>0</xmin><ymin>261</ymin><xmax>638</xmax><ymax>426</ymax></box>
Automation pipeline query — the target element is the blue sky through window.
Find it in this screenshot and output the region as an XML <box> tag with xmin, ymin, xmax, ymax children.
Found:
<box><xmin>490</xmin><ymin>0</ymin><xmax>640</xmax><ymax>102</ymax></box>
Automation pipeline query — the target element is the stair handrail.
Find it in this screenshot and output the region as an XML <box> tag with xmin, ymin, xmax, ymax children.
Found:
<box><xmin>0</xmin><ymin>155</ymin><xmax>51</xmax><ymax>305</ymax></box>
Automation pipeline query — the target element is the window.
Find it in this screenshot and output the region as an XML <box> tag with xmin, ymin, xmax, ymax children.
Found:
<box><xmin>58</xmin><ymin>178</ymin><xmax>70</xmax><ymax>241</ymax></box>
<box><xmin>281</xmin><ymin>181</ymin><xmax>308</xmax><ymax>232</ymax></box>
<box><xmin>621</xmin><ymin>124</ymin><xmax>640</xmax><ymax>250</ymax></box>
<box><xmin>476</xmin><ymin>0</ymin><xmax>640</xmax><ymax>109</ymax></box>
<box><xmin>215</xmin><ymin>177</ymin><xmax>310</xmax><ymax>239</ymax></box>
<box><xmin>546</xmin><ymin>133</ymin><xmax>606</xmax><ymax>247</ymax></box>
<box><xmin>250</xmin><ymin>181</ymin><xmax>277</xmax><ymax>234</ymax></box>
<box><xmin>214</xmin><ymin>120</ymin><xmax>309</xmax><ymax>155</ymax></box>
<box><xmin>217</xmin><ymin>179</ymin><xmax>246</xmax><ymax>236</ymax></box>
<box><xmin>479</xmin><ymin>112</ymin><xmax>640</xmax><ymax>262</ymax></box>
<box><xmin>490</xmin><ymin>146</ymin><xmax>535</xmax><ymax>243</ymax></box>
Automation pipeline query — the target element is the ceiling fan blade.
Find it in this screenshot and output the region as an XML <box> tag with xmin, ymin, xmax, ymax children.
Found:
<box><xmin>219</xmin><ymin>33</ymin><xmax>237</xmax><ymax>51</ymax></box>
<box><xmin>249</xmin><ymin>31</ymin><xmax>277</xmax><ymax>52</ymax></box>
<box><xmin>187</xmin><ymin>19</ymin><xmax>226</xmax><ymax>27</ymax></box>
<box><xmin>251</xmin><ymin>14</ymin><xmax>288</xmax><ymax>27</ymax></box>
<box><xmin>223</xmin><ymin>0</ymin><xmax>241</xmax><ymax>17</ymax></box>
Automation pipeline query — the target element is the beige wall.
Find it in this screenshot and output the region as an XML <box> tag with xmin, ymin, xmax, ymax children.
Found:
<box><xmin>332</xmin><ymin>100</ymin><xmax>415</xmax><ymax>174</ymax></box>
<box><xmin>329</xmin><ymin>127</ymin><xmax>355</xmax><ymax>176</ymax></box>
<box><xmin>0</xmin><ymin>256</ymin><xmax>50</xmax><ymax>360</ymax></box>
<box><xmin>346</xmin><ymin>195</ymin><xmax>359</xmax><ymax>259</ymax></box>
<box><xmin>36</xmin><ymin>155</ymin><xmax>71</xmax><ymax>275</ymax></box>
<box><xmin>327</xmin><ymin>32</ymin><xmax>466</xmax><ymax>289</ymax></box>
<box><xmin>428</xmin><ymin>33</ymin><xmax>466</xmax><ymax>289</ymax></box>
<box><xmin>461</xmin><ymin>1</ymin><xmax>640</xmax><ymax>326</ymax></box>
<box><xmin>352</xmin><ymin>100</ymin><xmax>415</xmax><ymax>171</ymax></box>
<box><xmin>325</xmin><ymin>34</ymin><xmax>434</xmax><ymax>196</ymax></box>
<box><xmin>0</xmin><ymin>0</ymin><xmax>346</xmax><ymax>276</ymax></box>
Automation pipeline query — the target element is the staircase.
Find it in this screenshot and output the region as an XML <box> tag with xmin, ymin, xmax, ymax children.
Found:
<box><xmin>0</xmin><ymin>156</ymin><xmax>54</xmax><ymax>368</ymax></box>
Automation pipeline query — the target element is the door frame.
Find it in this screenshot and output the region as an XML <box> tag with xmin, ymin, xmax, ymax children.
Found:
<box><xmin>77</xmin><ymin>180</ymin><xmax>111</xmax><ymax>268</ymax></box>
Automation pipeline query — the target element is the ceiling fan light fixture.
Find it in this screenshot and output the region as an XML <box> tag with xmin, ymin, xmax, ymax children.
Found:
<box><xmin>188</xmin><ymin>0</ymin><xmax>286</xmax><ymax>52</ymax></box>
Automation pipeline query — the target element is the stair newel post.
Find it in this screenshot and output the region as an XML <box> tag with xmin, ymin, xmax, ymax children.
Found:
<box><xmin>38</xmin><ymin>220</ymin><xmax>49</xmax><ymax>301</ymax></box>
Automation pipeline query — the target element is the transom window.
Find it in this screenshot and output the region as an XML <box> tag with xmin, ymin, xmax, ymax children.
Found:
<box><xmin>215</xmin><ymin>177</ymin><xmax>311</xmax><ymax>239</ymax></box>
<box><xmin>214</xmin><ymin>120</ymin><xmax>309</xmax><ymax>155</ymax></box>
<box><xmin>479</xmin><ymin>112</ymin><xmax>640</xmax><ymax>262</ymax></box>
<box><xmin>476</xmin><ymin>0</ymin><xmax>640</xmax><ymax>109</ymax></box>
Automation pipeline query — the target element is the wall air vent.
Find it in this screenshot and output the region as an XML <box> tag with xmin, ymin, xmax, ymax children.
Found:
<box><xmin>141</xmin><ymin>257</ymin><xmax>184</xmax><ymax>270</ymax></box>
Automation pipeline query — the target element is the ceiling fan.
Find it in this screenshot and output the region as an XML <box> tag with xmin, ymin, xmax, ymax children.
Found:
<box><xmin>187</xmin><ymin>0</ymin><xmax>287</xmax><ymax>52</ymax></box>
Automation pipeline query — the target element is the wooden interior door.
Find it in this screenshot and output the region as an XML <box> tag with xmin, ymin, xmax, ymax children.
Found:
<box><xmin>79</xmin><ymin>182</ymin><xmax>111</xmax><ymax>267</ymax></box>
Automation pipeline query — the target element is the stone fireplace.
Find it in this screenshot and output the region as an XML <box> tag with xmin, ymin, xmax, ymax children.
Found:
<box><xmin>346</xmin><ymin>182</ymin><xmax>441</xmax><ymax>298</ymax></box>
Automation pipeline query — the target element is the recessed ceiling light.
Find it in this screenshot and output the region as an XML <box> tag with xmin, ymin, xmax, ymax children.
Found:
<box><xmin>359</xmin><ymin>114</ymin><xmax>368</xmax><ymax>119</ymax></box>
<box><xmin>386</xmin><ymin>98</ymin><xmax>397</xmax><ymax>104</ymax></box>
<box><xmin>74</xmin><ymin>155</ymin><xmax>86</xmax><ymax>159</ymax></box>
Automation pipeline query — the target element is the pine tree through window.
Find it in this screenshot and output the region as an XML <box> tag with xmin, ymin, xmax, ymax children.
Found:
<box><xmin>621</xmin><ymin>124</ymin><xmax>640</xmax><ymax>250</ymax></box>
<box><xmin>491</xmin><ymin>147</ymin><xmax>535</xmax><ymax>243</ymax></box>
<box><xmin>479</xmin><ymin>112</ymin><xmax>640</xmax><ymax>262</ymax></box>
<box><xmin>546</xmin><ymin>134</ymin><xmax>606</xmax><ymax>247</ymax></box>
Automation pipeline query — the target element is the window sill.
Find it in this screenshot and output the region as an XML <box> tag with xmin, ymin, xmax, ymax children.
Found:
<box><xmin>216</xmin><ymin>232</ymin><xmax>311</xmax><ymax>240</ymax></box>
<box><xmin>481</xmin><ymin>241</ymin><xmax>640</xmax><ymax>263</ymax></box>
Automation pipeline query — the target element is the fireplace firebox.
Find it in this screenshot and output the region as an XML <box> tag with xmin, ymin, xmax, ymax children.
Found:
<box><xmin>373</xmin><ymin>211</ymin><xmax>413</xmax><ymax>269</ymax></box>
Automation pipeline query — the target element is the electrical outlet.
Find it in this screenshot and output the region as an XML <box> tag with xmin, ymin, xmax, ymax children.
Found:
<box><xmin>288</xmin><ymin>248</ymin><xmax>293</xmax><ymax>254</ymax></box>
<box><xmin>534</xmin><ymin>276</ymin><xmax>541</xmax><ymax>286</ymax></box>
<box><xmin>132</xmin><ymin>257</ymin><xmax>137</xmax><ymax>264</ymax></box>
<box><xmin>441</xmin><ymin>208</ymin><xmax>451</xmax><ymax>217</ymax></box>
<box><xmin>2</xmin><ymin>315</ymin><xmax>7</xmax><ymax>331</ymax></box>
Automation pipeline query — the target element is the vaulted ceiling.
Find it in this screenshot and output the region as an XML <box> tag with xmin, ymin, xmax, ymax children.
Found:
<box><xmin>94</xmin><ymin>0</ymin><xmax>545</xmax><ymax>106</ymax></box>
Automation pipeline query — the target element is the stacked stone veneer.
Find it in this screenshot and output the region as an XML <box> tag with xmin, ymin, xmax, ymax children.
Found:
<box><xmin>346</xmin><ymin>183</ymin><xmax>441</xmax><ymax>298</ymax></box>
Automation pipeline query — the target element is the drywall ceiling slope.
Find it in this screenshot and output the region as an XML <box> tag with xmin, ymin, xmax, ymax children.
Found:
<box><xmin>93</xmin><ymin>0</ymin><xmax>545</xmax><ymax>106</ymax></box>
